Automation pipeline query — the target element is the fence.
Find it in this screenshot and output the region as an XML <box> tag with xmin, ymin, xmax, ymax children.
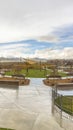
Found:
<box><xmin>52</xmin><ymin>87</ymin><xmax>73</xmax><ymax>130</ymax></box>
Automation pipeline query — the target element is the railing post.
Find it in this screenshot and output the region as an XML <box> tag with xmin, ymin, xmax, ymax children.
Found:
<box><xmin>72</xmin><ymin>99</ymin><xmax>73</xmax><ymax>116</ymax></box>
<box><xmin>71</xmin><ymin>98</ymin><xmax>73</xmax><ymax>115</ymax></box>
<box><xmin>60</xmin><ymin>95</ymin><xmax>62</xmax><ymax>127</ymax></box>
<box><xmin>52</xmin><ymin>89</ymin><xmax>54</xmax><ymax>114</ymax></box>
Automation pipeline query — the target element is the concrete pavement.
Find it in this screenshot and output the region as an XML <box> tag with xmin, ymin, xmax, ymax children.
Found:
<box><xmin>0</xmin><ymin>78</ymin><xmax>64</xmax><ymax>130</ymax></box>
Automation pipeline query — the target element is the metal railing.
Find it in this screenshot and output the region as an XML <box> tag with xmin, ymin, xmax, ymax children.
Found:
<box><xmin>55</xmin><ymin>92</ymin><xmax>73</xmax><ymax>115</ymax></box>
<box><xmin>52</xmin><ymin>88</ymin><xmax>73</xmax><ymax>129</ymax></box>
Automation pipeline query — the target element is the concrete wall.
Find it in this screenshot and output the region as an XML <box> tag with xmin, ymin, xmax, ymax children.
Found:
<box><xmin>0</xmin><ymin>80</ymin><xmax>19</xmax><ymax>89</ymax></box>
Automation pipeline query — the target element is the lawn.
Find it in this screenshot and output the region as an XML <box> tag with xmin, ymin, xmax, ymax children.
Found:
<box><xmin>0</xmin><ymin>128</ymin><xmax>14</xmax><ymax>130</ymax></box>
<box><xmin>21</xmin><ymin>69</ymin><xmax>52</xmax><ymax>78</ymax></box>
<box><xmin>5</xmin><ymin>69</ymin><xmax>66</xmax><ymax>78</ymax></box>
<box><xmin>55</xmin><ymin>96</ymin><xmax>73</xmax><ymax>115</ymax></box>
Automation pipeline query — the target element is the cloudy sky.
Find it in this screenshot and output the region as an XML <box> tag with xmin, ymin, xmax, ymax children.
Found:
<box><xmin>0</xmin><ymin>0</ymin><xmax>73</xmax><ymax>59</ymax></box>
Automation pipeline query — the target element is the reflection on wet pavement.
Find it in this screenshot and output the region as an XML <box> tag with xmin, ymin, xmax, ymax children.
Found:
<box><xmin>0</xmin><ymin>78</ymin><xmax>64</xmax><ymax>130</ymax></box>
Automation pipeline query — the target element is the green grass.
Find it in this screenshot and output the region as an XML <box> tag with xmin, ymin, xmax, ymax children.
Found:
<box><xmin>0</xmin><ymin>128</ymin><xmax>14</xmax><ymax>130</ymax></box>
<box><xmin>5</xmin><ymin>71</ymin><xmax>14</xmax><ymax>76</ymax></box>
<box><xmin>5</xmin><ymin>69</ymin><xmax>52</xmax><ymax>78</ymax></box>
<box><xmin>5</xmin><ymin>69</ymin><xmax>67</xmax><ymax>78</ymax></box>
<box><xmin>55</xmin><ymin>96</ymin><xmax>73</xmax><ymax>115</ymax></box>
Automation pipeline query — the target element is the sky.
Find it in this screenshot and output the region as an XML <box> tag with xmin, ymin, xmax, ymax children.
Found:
<box><xmin>0</xmin><ymin>0</ymin><xmax>73</xmax><ymax>59</ymax></box>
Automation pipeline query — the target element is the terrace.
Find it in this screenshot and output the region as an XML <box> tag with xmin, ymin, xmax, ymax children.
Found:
<box><xmin>0</xmin><ymin>78</ymin><xmax>64</xmax><ymax>130</ymax></box>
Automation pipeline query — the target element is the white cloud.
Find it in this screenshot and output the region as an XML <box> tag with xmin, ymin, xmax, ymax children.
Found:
<box><xmin>0</xmin><ymin>43</ymin><xmax>31</xmax><ymax>57</ymax></box>
<box><xmin>0</xmin><ymin>43</ymin><xmax>29</xmax><ymax>49</ymax></box>
<box><xmin>0</xmin><ymin>0</ymin><xmax>73</xmax><ymax>59</ymax></box>
<box><xmin>37</xmin><ymin>35</ymin><xmax>59</xmax><ymax>43</ymax></box>
<box><xmin>0</xmin><ymin>0</ymin><xmax>73</xmax><ymax>42</ymax></box>
<box><xmin>34</xmin><ymin>47</ymin><xmax>73</xmax><ymax>59</ymax></box>
<box><xmin>0</xmin><ymin>42</ymin><xmax>73</xmax><ymax>59</ymax></box>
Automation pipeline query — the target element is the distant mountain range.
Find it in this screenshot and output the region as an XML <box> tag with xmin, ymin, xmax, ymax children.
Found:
<box><xmin>0</xmin><ymin>57</ymin><xmax>24</xmax><ymax>62</ymax></box>
<box><xmin>0</xmin><ymin>57</ymin><xmax>73</xmax><ymax>63</ymax></box>
<box><xmin>0</xmin><ymin>57</ymin><xmax>47</xmax><ymax>62</ymax></box>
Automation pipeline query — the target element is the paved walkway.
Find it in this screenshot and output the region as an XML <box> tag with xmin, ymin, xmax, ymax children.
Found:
<box><xmin>0</xmin><ymin>78</ymin><xmax>64</xmax><ymax>130</ymax></box>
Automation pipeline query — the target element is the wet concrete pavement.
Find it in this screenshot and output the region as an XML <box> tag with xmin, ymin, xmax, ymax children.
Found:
<box><xmin>0</xmin><ymin>78</ymin><xmax>64</xmax><ymax>130</ymax></box>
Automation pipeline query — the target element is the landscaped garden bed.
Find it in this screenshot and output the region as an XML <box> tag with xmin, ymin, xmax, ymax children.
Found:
<box><xmin>43</xmin><ymin>78</ymin><xmax>73</xmax><ymax>87</ymax></box>
<box><xmin>0</xmin><ymin>76</ymin><xmax>30</xmax><ymax>86</ymax></box>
